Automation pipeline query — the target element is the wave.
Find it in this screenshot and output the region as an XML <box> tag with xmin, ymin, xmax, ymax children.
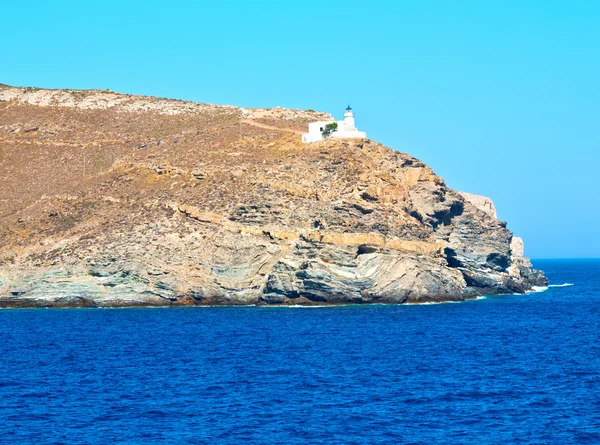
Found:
<box><xmin>406</xmin><ymin>301</ymin><xmax>461</xmax><ymax>305</ymax></box>
<box><xmin>528</xmin><ymin>286</ymin><xmax>548</xmax><ymax>293</ymax></box>
<box><xmin>406</xmin><ymin>296</ymin><xmax>487</xmax><ymax>305</ymax></box>
<box><xmin>525</xmin><ymin>283</ymin><xmax>574</xmax><ymax>294</ymax></box>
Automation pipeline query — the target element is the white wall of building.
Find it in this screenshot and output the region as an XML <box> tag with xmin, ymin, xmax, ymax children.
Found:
<box><xmin>302</xmin><ymin>107</ymin><xmax>367</xmax><ymax>143</ymax></box>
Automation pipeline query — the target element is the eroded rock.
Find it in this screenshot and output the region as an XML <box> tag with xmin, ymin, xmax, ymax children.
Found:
<box><xmin>0</xmin><ymin>84</ymin><xmax>546</xmax><ymax>307</ymax></box>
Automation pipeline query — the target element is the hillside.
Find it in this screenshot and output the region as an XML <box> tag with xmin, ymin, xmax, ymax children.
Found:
<box><xmin>0</xmin><ymin>85</ymin><xmax>546</xmax><ymax>307</ymax></box>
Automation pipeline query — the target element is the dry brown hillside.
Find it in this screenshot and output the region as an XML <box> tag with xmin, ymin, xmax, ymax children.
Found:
<box><xmin>0</xmin><ymin>85</ymin><xmax>545</xmax><ymax>307</ymax></box>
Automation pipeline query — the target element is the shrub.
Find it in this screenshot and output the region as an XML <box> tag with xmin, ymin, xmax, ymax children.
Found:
<box><xmin>322</xmin><ymin>122</ymin><xmax>338</xmax><ymax>138</ymax></box>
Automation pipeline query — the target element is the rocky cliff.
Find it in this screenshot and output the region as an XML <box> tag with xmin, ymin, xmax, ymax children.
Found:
<box><xmin>0</xmin><ymin>85</ymin><xmax>546</xmax><ymax>307</ymax></box>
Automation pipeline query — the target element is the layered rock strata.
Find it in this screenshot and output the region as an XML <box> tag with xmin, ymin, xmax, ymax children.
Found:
<box><xmin>0</xmin><ymin>85</ymin><xmax>546</xmax><ymax>307</ymax></box>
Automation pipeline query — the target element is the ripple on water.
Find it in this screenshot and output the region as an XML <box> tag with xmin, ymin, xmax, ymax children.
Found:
<box><xmin>0</xmin><ymin>259</ymin><xmax>598</xmax><ymax>444</ymax></box>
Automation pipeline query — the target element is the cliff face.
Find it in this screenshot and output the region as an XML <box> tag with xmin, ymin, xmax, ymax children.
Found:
<box><xmin>0</xmin><ymin>85</ymin><xmax>546</xmax><ymax>307</ymax></box>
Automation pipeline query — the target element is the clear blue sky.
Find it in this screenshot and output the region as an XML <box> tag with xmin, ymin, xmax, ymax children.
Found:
<box><xmin>2</xmin><ymin>0</ymin><xmax>598</xmax><ymax>258</ymax></box>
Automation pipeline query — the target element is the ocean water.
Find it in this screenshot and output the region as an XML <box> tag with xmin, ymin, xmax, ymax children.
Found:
<box><xmin>0</xmin><ymin>259</ymin><xmax>599</xmax><ymax>444</ymax></box>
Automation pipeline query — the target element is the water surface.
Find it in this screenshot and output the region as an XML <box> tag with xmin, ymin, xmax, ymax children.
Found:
<box><xmin>1</xmin><ymin>259</ymin><xmax>599</xmax><ymax>444</ymax></box>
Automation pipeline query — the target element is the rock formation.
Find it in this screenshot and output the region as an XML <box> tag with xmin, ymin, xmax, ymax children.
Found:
<box><xmin>0</xmin><ymin>85</ymin><xmax>546</xmax><ymax>307</ymax></box>
<box><xmin>459</xmin><ymin>192</ymin><xmax>497</xmax><ymax>219</ymax></box>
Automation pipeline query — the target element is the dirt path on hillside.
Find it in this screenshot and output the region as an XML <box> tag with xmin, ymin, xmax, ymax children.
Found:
<box><xmin>242</xmin><ymin>119</ymin><xmax>303</xmax><ymax>135</ymax></box>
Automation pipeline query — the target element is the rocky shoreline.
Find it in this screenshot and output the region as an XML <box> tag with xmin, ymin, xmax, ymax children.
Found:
<box><xmin>0</xmin><ymin>85</ymin><xmax>546</xmax><ymax>308</ymax></box>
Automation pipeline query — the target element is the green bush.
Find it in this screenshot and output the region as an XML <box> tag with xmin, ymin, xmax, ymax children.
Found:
<box><xmin>322</xmin><ymin>122</ymin><xmax>338</xmax><ymax>138</ymax></box>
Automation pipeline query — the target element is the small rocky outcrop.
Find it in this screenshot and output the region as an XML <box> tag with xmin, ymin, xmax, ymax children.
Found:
<box><xmin>459</xmin><ymin>192</ymin><xmax>497</xmax><ymax>219</ymax></box>
<box><xmin>0</xmin><ymin>84</ymin><xmax>546</xmax><ymax>307</ymax></box>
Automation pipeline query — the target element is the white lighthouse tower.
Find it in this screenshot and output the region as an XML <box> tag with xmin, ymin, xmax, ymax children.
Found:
<box><xmin>343</xmin><ymin>105</ymin><xmax>356</xmax><ymax>131</ymax></box>
<box><xmin>302</xmin><ymin>105</ymin><xmax>367</xmax><ymax>143</ymax></box>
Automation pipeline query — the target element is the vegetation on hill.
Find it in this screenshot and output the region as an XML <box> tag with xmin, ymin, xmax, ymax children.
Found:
<box><xmin>0</xmin><ymin>85</ymin><xmax>545</xmax><ymax>307</ymax></box>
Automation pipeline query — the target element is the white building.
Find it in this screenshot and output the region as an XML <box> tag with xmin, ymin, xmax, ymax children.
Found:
<box><xmin>302</xmin><ymin>106</ymin><xmax>367</xmax><ymax>143</ymax></box>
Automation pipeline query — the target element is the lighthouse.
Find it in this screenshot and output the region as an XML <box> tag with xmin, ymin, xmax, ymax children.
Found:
<box><xmin>343</xmin><ymin>105</ymin><xmax>356</xmax><ymax>131</ymax></box>
<box><xmin>301</xmin><ymin>105</ymin><xmax>367</xmax><ymax>143</ymax></box>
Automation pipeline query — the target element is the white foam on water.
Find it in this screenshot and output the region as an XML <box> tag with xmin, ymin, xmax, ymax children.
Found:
<box><xmin>405</xmin><ymin>299</ymin><xmax>471</xmax><ymax>305</ymax></box>
<box><xmin>528</xmin><ymin>286</ymin><xmax>549</xmax><ymax>293</ymax></box>
<box><xmin>526</xmin><ymin>283</ymin><xmax>574</xmax><ymax>294</ymax></box>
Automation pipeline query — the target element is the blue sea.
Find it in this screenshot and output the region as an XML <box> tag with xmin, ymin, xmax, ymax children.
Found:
<box><xmin>0</xmin><ymin>259</ymin><xmax>599</xmax><ymax>444</ymax></box>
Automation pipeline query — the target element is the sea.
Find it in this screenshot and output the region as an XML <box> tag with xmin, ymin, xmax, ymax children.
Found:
<box><xmin>0</xmin><ymin>259</ymin><xmax>599</xmax><ymax>444</ymax></box>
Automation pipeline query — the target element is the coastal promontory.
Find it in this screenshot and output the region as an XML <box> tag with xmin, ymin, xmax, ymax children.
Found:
<box><xmin>0</xmin><ymin>85</ymin><xmax>546</xmax><ymax>307</ymax></box>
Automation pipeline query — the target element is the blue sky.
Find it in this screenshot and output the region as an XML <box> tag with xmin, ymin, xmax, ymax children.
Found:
<box><xmin>2</xmin><ymin>0</ymin><xmax>599</xmax><ymax>258</ymax></box>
